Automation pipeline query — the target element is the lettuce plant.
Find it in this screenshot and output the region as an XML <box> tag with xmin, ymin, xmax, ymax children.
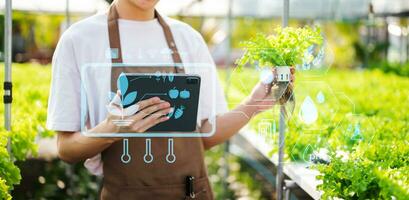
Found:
<box><xmin>236</xmin><ymin>26</ymin><xmax>323</xmax><ymax>67</ymax></box>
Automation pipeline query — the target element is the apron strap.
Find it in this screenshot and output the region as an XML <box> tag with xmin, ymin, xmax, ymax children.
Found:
<box><xmin>155</xmin><ymin>10</ymin><xmax>183</xmax><ymax>71</ymax></box>
<box><xmin>107</xmin><ymin>5</ymin><xmax>183</xmax><ymax>72</ymax></box>
<box><xmin>108</xmin><ymin>5</ymin><xmax>122</xmax><ymax>63</ymax></box>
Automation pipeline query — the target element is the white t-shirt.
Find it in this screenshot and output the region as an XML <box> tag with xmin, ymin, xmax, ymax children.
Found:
<box><xmin>46</xmin><ymin>12</ymin><xmax>228</xmax><ymax>175</ymax></box>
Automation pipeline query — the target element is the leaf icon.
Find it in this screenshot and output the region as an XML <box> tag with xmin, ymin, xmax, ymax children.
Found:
<box><xmin>117</xmin><ymin>73</ymin><xmax>128</xmax><ymax>97</ymax></box>
<box><xmin>123</xmin><ymin>91</ymin><xmax>137</xmax><ymax>106</ymax></box>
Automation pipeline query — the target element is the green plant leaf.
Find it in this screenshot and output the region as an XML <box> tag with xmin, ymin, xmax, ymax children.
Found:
<box><xmin>236</xmin><ymin>26</ymin><xmax>323</xmax><ymax>68</ymax></box>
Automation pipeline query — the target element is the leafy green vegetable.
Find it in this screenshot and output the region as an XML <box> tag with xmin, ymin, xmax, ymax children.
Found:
<box><xmin>315</xmin><ymin>154</ymin><xmax>382</xmax><ymax>199</ymax></box>
<box><xmin>236</xmin><ymin>26</ymin><xmax>323</xmax><ymax>67</ymax></box>
<box><xmin>0</xmin><ymin>177</ymin><xmax>11</xmax><ymax>200</ymax></box>
<box><xmin>0</xmin><ymin>63</ymin><xmax>52</xmax><ymax>199</ymax></box>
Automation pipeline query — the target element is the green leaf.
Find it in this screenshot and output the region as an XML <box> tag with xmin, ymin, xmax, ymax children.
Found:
<box><xmin>236</xmin><ymin>26</ymin><xmax>323</xmax><ymax>68</ymax></box>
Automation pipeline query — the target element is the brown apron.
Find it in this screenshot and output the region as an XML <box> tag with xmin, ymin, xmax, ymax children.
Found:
<box><xmin>100</xmin><ymin>5</ymin><xmax>213</xmax><ymax>200</ymax></box>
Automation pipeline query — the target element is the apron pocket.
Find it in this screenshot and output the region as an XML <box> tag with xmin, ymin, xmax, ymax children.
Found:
<box><xmin>118</xmin><ymin>177</ymin><xmax>212</xmax><ymax>200</ymax></box>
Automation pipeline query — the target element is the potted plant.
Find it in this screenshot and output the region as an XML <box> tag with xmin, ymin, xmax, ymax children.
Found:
<box><xmin>236</xmin><ymin>26</ymin><xmax>323</xmax><ymax>103</ymax></box>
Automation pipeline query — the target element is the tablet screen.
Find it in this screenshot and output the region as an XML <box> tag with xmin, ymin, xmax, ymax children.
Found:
<box><xmin>123</xmin><ymin>73</ymin><xmax>201</xmax><ymax>132</ymax></box>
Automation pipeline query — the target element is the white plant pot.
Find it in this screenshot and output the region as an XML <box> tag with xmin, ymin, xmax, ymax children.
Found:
<box><xmin>276</xmin><ymin>66</ymin><xmax>291</xmax><ymax>82</ymax></box>
<box><xmin>267</xmin><ymin>66</ymin><xmax>293</xmax><ymax>103</ymax></box>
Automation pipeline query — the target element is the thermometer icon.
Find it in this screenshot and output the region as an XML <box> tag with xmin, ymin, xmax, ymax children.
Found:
<box><xmin>166</xmin><ymin>138</ymin><xmax>176</xmax><ymax>164</ymax></box>
<box><xmin>120</xmin><ymin>139</ymin><xmax>131</xmax><ymax>164</ymax></box>
<box><xmin>143</xmin><ymin>139</ymin><xmax>153</xmax><ymax>163</ymax></box>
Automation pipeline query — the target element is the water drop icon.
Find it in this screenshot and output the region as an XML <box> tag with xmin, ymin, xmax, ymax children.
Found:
<box><xmin>299</xmin><ymin>96</ymin><xmax>318</xmax><ymax>124</ymax></box>
<box><xmin>316</xmin><ymin>91</ymin><xmax>325</xmax><ymax>104</ymax></box>
<box><xmin>302</xmin><ymin>144</ymin><xmax>314</xmax><ymax>162</ymax></box>
<box><xmin>351</xmin><ymin>123</ymin><xmax>363</xmax><ymax>141</ymax></box>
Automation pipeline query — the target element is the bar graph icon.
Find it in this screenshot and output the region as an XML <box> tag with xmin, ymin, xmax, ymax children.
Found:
<box><xmin>258</xmin><ymin>120</ymin><xmax>276</xmax><ymax>137</ymax></box>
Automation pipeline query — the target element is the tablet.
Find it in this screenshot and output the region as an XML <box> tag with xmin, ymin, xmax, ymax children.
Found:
<box><xmin>124</xmin><ymin>73</ymin><xmax>201</xmax><ymax>132</ymax></box>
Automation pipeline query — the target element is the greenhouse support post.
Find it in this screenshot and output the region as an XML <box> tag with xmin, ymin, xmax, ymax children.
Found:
<box><xmin>277</xmin><ymin>105</ymin><xmax>286</xmax><ymax>200</ymax></box>
<box><xmin>4</xmin><ymin>0</ymin><xmax>12</xmax><ymax>132</ymax></box>
<box><xmin>4</xmin><ymin>0</ymin><xmax>13</xmax><ymax>156</ymax></box>
<box><xmin>223</xmin><ymin>0</ymin><xmax>233</xmax><ymax>198</ymax></box>
<box><xmin>277</xmin><ymin>0</ymin><xmax>289</xmax><ymax>200</ymax></box>
<box><xmin>65</xmin><ymin>0</ymin><xmax>71</xmax><ymax>27</ymax></box>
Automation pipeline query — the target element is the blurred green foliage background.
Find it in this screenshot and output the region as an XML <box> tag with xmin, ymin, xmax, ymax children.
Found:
<box><xmin>0</xmin><ymin>9</ymin><xmax>408</xmax><ymax>200</ymax></box>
